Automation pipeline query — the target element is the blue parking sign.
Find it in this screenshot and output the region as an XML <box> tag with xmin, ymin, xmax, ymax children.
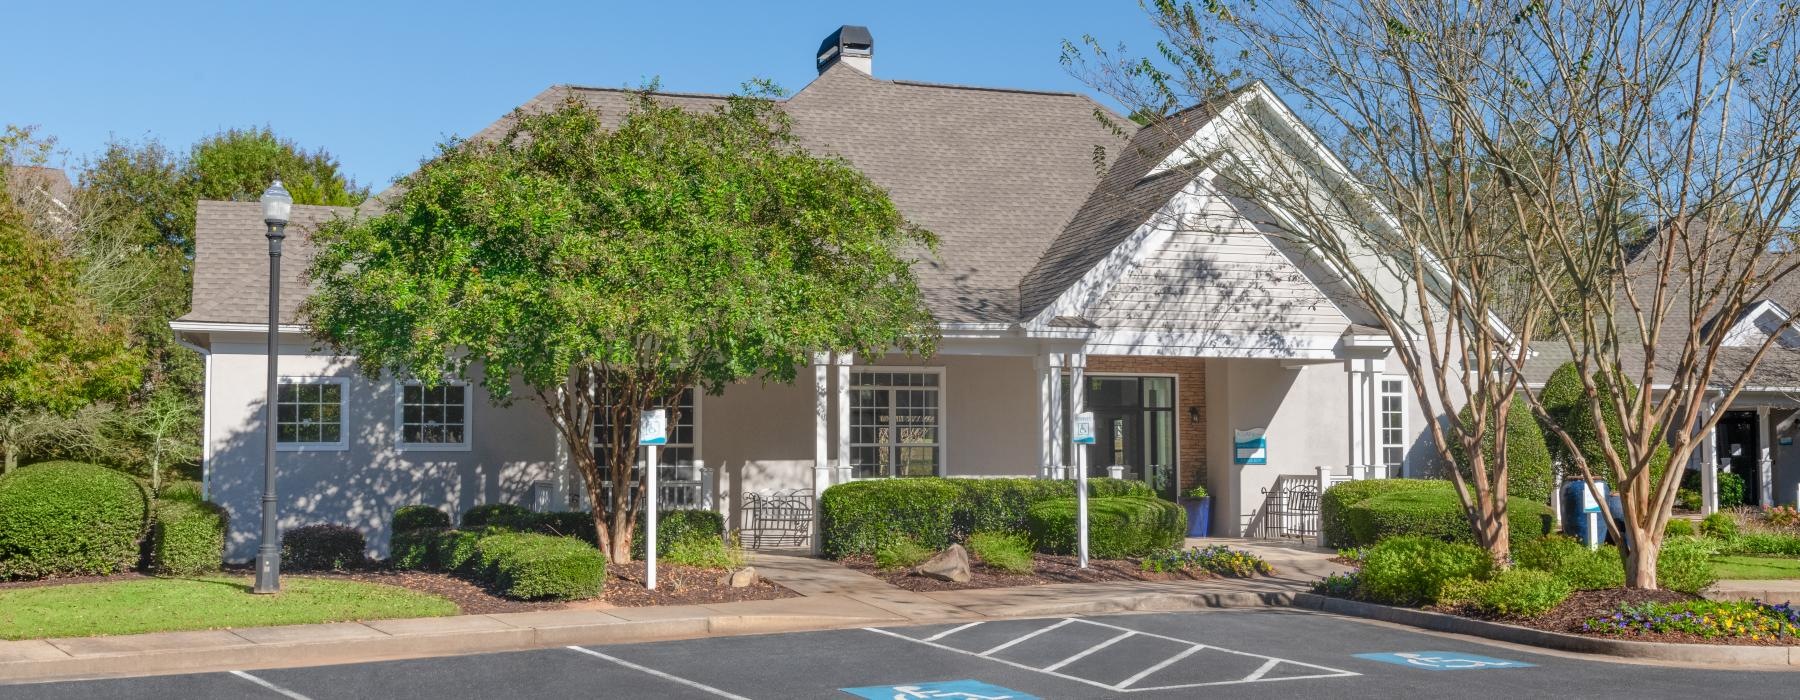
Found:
<box><xmin>1355</xmin><ymin>651</ymin><xmax>1534</xmax><ymax>670</ymax></box>
<box><xmin>841</xmin><ymin>679</ymin><xmax>1040</xmax><ymax>699</ymax></box>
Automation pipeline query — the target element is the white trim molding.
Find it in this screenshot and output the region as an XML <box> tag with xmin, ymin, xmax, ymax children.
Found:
<box><xmin>275</xmin><ymin>376</ymin><xmax>350</xmax><ymax>452</ymax></box>
<box><xmin>393</xmin><ymin>379</ymin><xmax>474</xmax><ymax>452</ymax></box>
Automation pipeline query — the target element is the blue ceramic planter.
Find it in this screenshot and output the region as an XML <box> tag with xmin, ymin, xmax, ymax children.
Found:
<box><xmin>1183</xmin><ymin>497</ymin><xmax>1211</xmax><ymax>537</ymax></box>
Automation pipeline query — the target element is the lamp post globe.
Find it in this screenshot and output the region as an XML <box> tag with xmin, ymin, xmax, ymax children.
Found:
<box><xmin>254</xmin><ymin>179</ymin><xmax>292</xmax><ymax>594</ymax></box>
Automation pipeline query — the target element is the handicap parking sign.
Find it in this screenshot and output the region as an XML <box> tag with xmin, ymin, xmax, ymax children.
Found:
<box><xmin>841</xmin><ymin>679</ymin><xmax>1040</xmax><ymax>700</ymax></box>
<box><xmin>1355</xmin><ymin>651</ymin><xmax>1534</xmax><ymax>671</ymax></box>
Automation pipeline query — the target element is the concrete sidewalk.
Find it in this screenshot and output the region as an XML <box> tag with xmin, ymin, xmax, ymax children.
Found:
<box><xmin>1703</xmin><ymin>579</ymin><xmax>1800</xmax><ymax>604</ymax></box>
<box><xmin>0</xmin><ymin>548</ymin><xmax>1329</xmax><ymax>685</ymax></box>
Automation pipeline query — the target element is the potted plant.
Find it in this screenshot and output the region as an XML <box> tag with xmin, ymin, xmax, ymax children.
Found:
<box><xmin>1181</xmin><ymin>485</ymin><xmax>1211</xmax><ymax>538</ymax></box>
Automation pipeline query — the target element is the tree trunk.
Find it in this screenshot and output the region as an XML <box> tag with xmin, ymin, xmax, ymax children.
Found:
<box><xmin>1622</xmin><ymin>520</ymin><xmax>1660</xmax><ymax>589</ymax></box>
<box><xmin>1472</xmin><ymin>500</ymin><xmax>1512</xmax><ymax>565</ymax></box>
<box><xmin>2</xmin><ymin>443</ymin><xmax>13</xmax><ymax>474</ymax></box>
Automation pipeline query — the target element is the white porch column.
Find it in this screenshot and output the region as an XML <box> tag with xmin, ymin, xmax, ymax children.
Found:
<box><xmin>1036</xmin><ymin>353</ymin><xmax>1065</xmax><ymax>479</ymax></box>
<box><xmin>1364</xmin><ymin>362</ymin><xmax>1382</xmax><ymax>476</ymax></box>
<box><xmin>1759</xmin><ymin>405</ymin><xmax>1775</xmax><ymax>508</ymax></box>
<box><xmin>835</xmin><ymin>353</ymin><xmax>853</xmax><ymax>483</ymax></box>
<box><xmin>1347</xmin><ymin>359</ymin><xmax>1377</xmax><ymax>475</ymax></box>
<box><xmin>1068</xmin><ymin>352</ymin><xmax>1087</xmax><ymax>481</ymax></box>
<box><xmin>1701</xmin><ymin>398</ymin><xmax>1720</xmax><ymax>515</ymax></box>
<box><xmin>812</xmin><ymin>353</ymin><xmax>831</xmax><ymax>492</ymax></box>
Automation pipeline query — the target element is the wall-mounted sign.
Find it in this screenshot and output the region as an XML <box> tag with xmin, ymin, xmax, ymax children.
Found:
<box><xmin>1782</xmin><ymin>436</ymin><xmax>1794</xmax><ymax>446</ymax></box>
<box><xmin>1072</xmin><ymin>412</ymin><xmax>1097</xmax><ymax>445</ymax></box>
<box><xmin>638</xmin><ymin>409</ymin><xmax>667</xmax><ymax>446</ymax></box>
<box><xmin>1234</xmin><ymin>428</ymin><xmax>1267</xmax><ymax>465</ymax></box>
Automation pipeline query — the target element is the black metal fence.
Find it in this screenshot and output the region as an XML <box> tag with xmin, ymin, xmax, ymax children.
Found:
<box><xmin>741</xmin><ymin>488</ymin><xmax>815</xmax><ymax>549</ymax></box>
<box><xmin>1258</xmin><ymin>479</ymin><xmax>1322</xmax><ymax>541</ymax></box>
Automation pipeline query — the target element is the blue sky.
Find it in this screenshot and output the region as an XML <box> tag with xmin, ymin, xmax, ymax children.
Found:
<box><xmin>4</xmin><ymin>1</ymin><xmax>1162</xmax><ymax>189</ymax></box>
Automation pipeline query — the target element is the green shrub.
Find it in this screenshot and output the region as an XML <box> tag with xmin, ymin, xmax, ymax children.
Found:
<box><xmin>1658</xmin><ymin>536</ymin><xmax>1719</xmax><ymax>594</ymax></box>
<box><xmin>391</xmin><ymin>528</ymin><xmax>486</xmax><ymax>572</ymax></box>
<box><xmin>281</xmin><ymin>524</ymin><xmax>366</xmax><ymax>571</ymax></box>
<box><xmin>1450</xmin><ymin>397</ymin><xmax>1555</xmax><ymax>505</ymax></box>
<box><xmin>661</xmin><ymin>535</ymin><xmax>743</xmax><ymax>569</ymax></box>
<box><xmin>1475</xmin><ymin>568</ymin><xmax>1572</xmax><ymax>617</ymax></box>
<box><xmin>1722</xmin><ymin>532</ymin><xmax>1800</xmax><ymax>556</ymax></box>
<box><xmin>1339</xmin><ymin>481</ymin><xmax>1551</xmax><ymax>551</ymax></box>
<box><xmin>1717</xmin><ymin>472</ymin><xmax>1747</xmax><ymax>509</ymax></box>
<box><xmin>818</xmin><ymin>477</ymin><xmax>1152</xmax><ymax>557</ymax></box>
<box><xmin>1321</xmin><ymin>479</ymin><xmax>1444</xmax><ymax>548</ymax></box>
<box><xmin>874</xmin><ymin>538</ymin><xmax>934</xmax><ymax>569</ymax></box>
<box><xmin>1539</xmin><ymin>363</ymin><xmax>1672</xmax><ymax>487</ymax></box>
<box><xmin>537</xmin><ymin>511</ymin><xmax>597</xmax><ymax>543</ymax></box>
<box><xmin>150</xmin><ymin>499</ymin><xmax>227</xmax><ymax>575</ymax></box>
<box><xmin>966</xmin><ymin>532</ymin><xmax>1034</xmax><ymax>574</ymax></box>
<box><xmin>0</xmin><ymin>461</ymin><xmax>149</xmax><ymax>579</ymax></box>
<box><xmin>632</xmin><ymin>509</ymin><xmax>725</xmax><ymax>558</ymax></box>
<box><xmin>1513</xmin><ymin>536</ymin><xmax>1625</xmax><ymax>590</ymax></box>
<box><xmin>472</xmin><ymin>532</ymin><xmax>606</xmax><ymax>600</ymax></box>
<box><xmin>158</xmin><ymin>480</ymin><xmax>206</xmax><ymax>503</ymax></box>
<box><xmin>1358</xmin><ymin>535</ymin><xmax>1494</xmax><ymax>606</ymax></box>
<box><xmin>1700</xmin><ymin>512</ymin><xmax>1739</xmax><ymax>539</ymax></box>
<box><xmin>1678</xmin><ymin>489</ymin><xmax>1702</xmax><ymax>512</ymax></box>
<box><xmin>1025</xmin><ymin>497</ymin><xmax>1185</xmax><ymax>559</ymax></box>
<box><xmin>1664</xmin><ymin>519</ymin><xmax>1696</xmax><ymax>538</ymax></box>
<box><xmin>461</xmin><ymin>503</ymin><xmax>532</xmax><ymax>529</ymax></box>
<box><xmin>1435</xmin><ymin>576</ymin><xmax>1488</xmax><ymax>607</ymax></box>
<box><xmin>392</xmin><ymin>505</ymin><xmax>451</xmax><ymax>534</ymax></box>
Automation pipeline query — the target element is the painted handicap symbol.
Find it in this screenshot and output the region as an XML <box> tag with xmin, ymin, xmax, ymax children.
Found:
<box><xmin>840</xmin><ymin>679</ymin><xmax>1041</xmax><ymax>700</ymax></box>
<box><xmin>1355</xmin><ymin>651</ymin><xmax>1534</xmax><ymax>671</ymax></box>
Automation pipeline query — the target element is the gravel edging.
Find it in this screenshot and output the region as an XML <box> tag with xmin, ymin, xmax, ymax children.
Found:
<box><xmin>1293</xmin><ymin>593</ymin><xmax>1800</xmax><ymax>667</ymax></box>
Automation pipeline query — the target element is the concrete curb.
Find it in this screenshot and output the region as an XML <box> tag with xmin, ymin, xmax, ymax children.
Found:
<box><xmin>0</xmin><ymin>609</ymin><xmax>900</xmax><ymax>685</ymax></box>
<box><xmin>1294</xmin><ymin>593</ymin><xmax>1800</xmax><ymax>667</ymax></box>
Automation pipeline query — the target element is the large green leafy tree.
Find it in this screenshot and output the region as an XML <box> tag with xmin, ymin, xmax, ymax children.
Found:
<box><xmin>0</xmin><ymin>182</ymin><xmax>143</xmax><ymax>471</ymax></box>
<box><xmin>305</xmin><ymin>93</ymin><xmax>938</xmax><ymax>561</ymax></box>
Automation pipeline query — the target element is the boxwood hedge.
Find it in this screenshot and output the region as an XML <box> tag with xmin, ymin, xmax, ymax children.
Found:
<box><xmin>818</xmin><ymin>477</ymin><xmax>1153</xmax><ymax>558</ymax></box>
<box><xmin>460</xmin><ymin>503</ymin><xmax>532</xmax><ymax>529</ymax></box>
<box><xmin>471</xmin><ymin>532</ymin><xmax>606</xmax><ymax>600</ymax></box>
<box><xmin>281</xmin><ymin>524</ymin><xmax>367</xmax><ymax>571</ymax></box>
<box><xmin>1324</xmin><ymin>478</ymin><xmax>1551</xmax><ymax>551</ymax></box>
<box><xmin>390</xmin><ymin>527</ymin><xmax>485</xmax><ymax>572</ymax></box>
<box><xmin>150</xmin><ymin>498</ymin><xmax>228</xmax><ymax>575</ymax></box>
<box><xmin>392</xmin><ymin>505</ymin><xmax>451</xmax><ymax>534</ymax></box>
<box><xmin>0</xmin><ymin>461</ymin><xmax>149</xmax><ymax>579</ymax></box>
<box><xmin>1024</xmin><ymin>497</ymin><xmax>1186</xmax><ymax>559</ymax></box>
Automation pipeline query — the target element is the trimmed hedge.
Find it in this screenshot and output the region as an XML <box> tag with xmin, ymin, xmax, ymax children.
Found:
<box><xmin>1025</xmin><ymin>497</ymin><xmax>1186</xmax><ymax>559</ymax></box>
<box><xmin>0</xmin><ymin>461</ymin><xmax>149</xmax><ymax>579</ymax></box>
<box><xmin>819</xmin><ymin>477</ymin><xmax>1155</xmax><ymax>558</ymax></box>
<box><xmin>390</xmin><ymin>527</ymin><xmax>485</xmax><ymax>572</ymax></box>
<box><xmin>1539</xmin><ymin>363</ymin><xmax>1672</xmax><ymax>487</ymax></box>
<box><xmin>632</xmin><ymin>509</ymin><xmax>726</xmax><ymax>558</ymax></box>
<box><xmin>150</xmin><ymin>498</ymin><xmax>227</xmax><ymax>575</ymax></box>
<box><xmin>1450</xmin><ymin>396</ymin><xmax>1555</xmax><ymax>505</ymax></box>
<box><xmin>1329</xmin><ymin>479</ymin><xmax>1551</xmax><ymax>551</ymax></box>
<box><xmin>1321</xmin><ymin>479</ymin><xmax>1444</xmax><ymax>549</ymax></box>
<box><xmin>281</xmin><ymin>524</ymin><xmax>366</xmax><ymax>571</ymax></box>
<box><xmin>1513</xmin><ymin>536</ymin><xmax>1625</xmax><ymax>590</ymax></box>
<box><xmin>461</xmin><ymin>503</ymin><xmax>532</xmax><ymax>529</ymax></box>
<box><xmin>471</xmin><ymin>532</ymin><xmax>606</xmax><ymax>600</ymax></box>
<box><xmin>392</xmin><ymin>505</ymin><xmax>451</xmax><ymax>534</ymax></box>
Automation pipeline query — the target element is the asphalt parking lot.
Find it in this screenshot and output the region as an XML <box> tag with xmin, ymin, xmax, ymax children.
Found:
<box><xmin>5</xmin><ymin>609</ymin><xmax>1790</xmax><ymax>699</ymax></box>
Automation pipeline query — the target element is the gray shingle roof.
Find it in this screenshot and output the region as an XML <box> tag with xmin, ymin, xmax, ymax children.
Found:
<box><xmin>180</xmin><ymin>201</ymin><xmax>352</xmax><ymax>324</ymax></box>
<box><xmin>191</xmin><ymin>64</ymin><xmax>1139</xmax><ymax>325</ymax></box>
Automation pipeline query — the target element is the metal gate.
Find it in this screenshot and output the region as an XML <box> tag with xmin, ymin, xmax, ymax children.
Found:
<box><xmin>1258</xmin><ymin>479</ymin><xmax>1321</xmax><ymax>541</ymax></box>
<box><xmin>740</xmin><ymin>489</ymin><xmax>814</xmax><ymax>549</ymax></box>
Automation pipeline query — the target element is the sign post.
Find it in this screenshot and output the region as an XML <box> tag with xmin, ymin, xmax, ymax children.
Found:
<box><xmin>1072</xmin><ymin>411</ymin><xmax>1096</xmax><ymax>569</ymax></box>
<box><xmin>639</xmin><ymin>409</ymin><xmax>667</xmax><ymax>590</ymax></box>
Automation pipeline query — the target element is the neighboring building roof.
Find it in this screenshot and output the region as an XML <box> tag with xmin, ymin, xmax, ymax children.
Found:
<box><xmin>196</xmin><ymin>62</ymin><xmax>1138</xmax><ymax>325</ymax></box>
<box><xmin>5</xmin><ymin>165</ymin><xmax>75</xmax><ymax>213</ymax></box>
<box><xmin>180</xmin><ymin>201</ymin><xmax>352</xmax><ymax>324</ymax></box>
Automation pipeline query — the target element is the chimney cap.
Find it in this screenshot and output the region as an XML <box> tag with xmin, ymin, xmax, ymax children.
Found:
<box><xmin>817</xmin><ymin>25</ymin><xmax>874</xmax><ymax>73</ymax></box>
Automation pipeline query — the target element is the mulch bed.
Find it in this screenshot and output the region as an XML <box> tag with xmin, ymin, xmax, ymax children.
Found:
<box><xmin>841</xmin><ymin>553</ymin><xmax>1226</xmax><ymax>592</ymax></box>
<box><xmin>601</xmin><ymin>561</ymin><xmax>795</xmax><ymax>607</ymax></box>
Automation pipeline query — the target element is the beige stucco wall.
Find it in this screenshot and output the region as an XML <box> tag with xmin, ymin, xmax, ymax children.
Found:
<box><xmin>1204</xmin><ymin>358</ymin><xmax>1348</xmax><ymax>537</ymax></box>
<box><xmin>206</xmin><ymin>335</ymin><xmax>564</xmax><ymax>561</ymax></box>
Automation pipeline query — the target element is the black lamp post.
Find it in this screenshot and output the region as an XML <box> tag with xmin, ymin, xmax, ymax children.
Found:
<box><xmin>254</xmin><ymin>179</ymin><xmax>292</xmax><ymax>594</ymax></box>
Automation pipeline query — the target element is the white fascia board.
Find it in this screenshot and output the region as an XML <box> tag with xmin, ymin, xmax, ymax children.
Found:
<box><xmin>1081</xmin><ymin>327</ymin><xmax>1344</xmax><ymax>359</ymax></box>
<box><xmin>1343</xmin><ymin>333</ymin><xmax>1395</xmax><ymax>349</ymax></box>
<box><xmin>1721</xmin><ymin>299</ymin><xmax>1800</xmax><ymax>347</ymax></box>
<box><xmin>170</xmin><ymin>320</ymin><xmax>310</xmax><ymax>335</ymax></box>
<box><xmin>1234</xmin><ymin>82</ymin><xmax>1517</xmax><ymax>346</ymax></box>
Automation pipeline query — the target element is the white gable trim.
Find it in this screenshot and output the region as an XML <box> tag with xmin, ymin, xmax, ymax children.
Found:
<box><xmin>1720</xmin><ymin>299</ymin><xmax>1800</xmax><ymax>348</ymax></box>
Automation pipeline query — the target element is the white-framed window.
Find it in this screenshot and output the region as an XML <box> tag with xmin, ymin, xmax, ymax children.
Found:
<box><xmin>592</xmin><ymin>387</ymin><xmax>700</xmax><ymax>470</ymax></box>
<box><xmin>849</xmin><ymin>368</ymin><xmax>944</xmax><ymax>478</ymax></box>
<box><xmin>396</xmin><ymin>381</ymin><xmax>470</xmax><ymax>450</ymax></box>
<box><xmin>276</xmin><ymin>377</ymin><xmax>348</xmax><ymax>451</ymax></box>
<box><xmin>1378</xmin><ymin>377</ymin><xmax>1407</xmax><ymax>470</ymax></box>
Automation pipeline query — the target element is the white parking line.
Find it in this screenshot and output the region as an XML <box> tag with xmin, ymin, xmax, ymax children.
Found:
<box><xmin>567</xmin><ymin>646</ymin><xmax>752</xmax><ymax>699</ymax></box>
<box><xmin>924</xmin><ymin>621</ymin><xmax>984</xmax><ymax>642</ymax></box>
<box><xmin>865</xmin><ymin>617</ymin><xmax>1359</xmax><ymax>693</ymax></box>
<box><xmin>229</xmin><ymin>670</ymin><xmax>312</xmax><ymax>700</ymax></box>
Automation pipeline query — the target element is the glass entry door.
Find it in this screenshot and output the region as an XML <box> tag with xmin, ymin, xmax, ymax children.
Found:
<box><xmin>1076</xmin><ymin>375</ymin><xmax>1177</xmax><ymax>500</ymax></box>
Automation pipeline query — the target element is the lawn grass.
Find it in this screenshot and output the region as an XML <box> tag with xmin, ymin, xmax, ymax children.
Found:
<box><xmin>1711</xmin><ymin>555</ymin><xmax>1800</xmax><ymax>580</ymax></box>
<box><xmin>0</xmin><ymin>576</ymin><xmax>458</xmax><ymax>640</ymax></box>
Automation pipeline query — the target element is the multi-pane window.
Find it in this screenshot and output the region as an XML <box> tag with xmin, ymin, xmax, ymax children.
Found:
<box><xmin>850</xmin><ymin>370</ymin><xmax>942</xmax><ymax>478</ymax></box>
<box><xmin>276</xmin><ymin>380</ymin><xmax>344</xmax><ymax>447</ymax></box>
<box><xmin>592</xmin><ymin>388</ymin><xmax>698</xmax><ymax>469</ymax></box>
<box><xmin>400</xmin><ymin>382</ymin><xmax>468</xmax><ymax>447</ymax></box>
<box><xmin>1378</xmin><ymin>378</ymin><xmax>1406</xmax><ymax>470</ymax></box>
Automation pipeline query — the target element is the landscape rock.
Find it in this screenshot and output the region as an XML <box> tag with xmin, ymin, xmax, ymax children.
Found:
<box><xmin>913</xmin><ymin>544</ymin><xmax>972</xmax><ymax>583</ymax></box>
<box><xmin>726</xmin><ymin>567</ymin><xmax>759</xmax><ymax>588</ymax></box>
